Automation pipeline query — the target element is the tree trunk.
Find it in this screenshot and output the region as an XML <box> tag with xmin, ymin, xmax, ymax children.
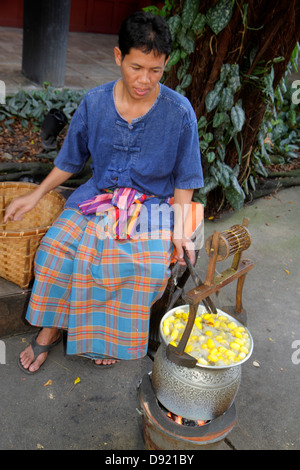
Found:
<box><xmin>164</xmin><ymin>0</ymin><xmax>300</xmax><ymax>216</ymax></box>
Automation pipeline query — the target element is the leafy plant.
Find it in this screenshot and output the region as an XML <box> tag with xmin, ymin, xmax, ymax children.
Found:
<box><xmin>144</xmin><ymin>0</ymin><xmax>299</xmax><ymax>212</ymax></box>
<box><xmin>195</xmin><ymin>63</ymin><xmax>246</xmax><ymax>210</ymax></box>
<box><xmin>143</xmin><ymin>0</ymin><xmax>175</xmax><ymax>18</ymax></box>
<box><xmin>0</xmin><ymin>83</ymin><xmax>86</xmax><ymax>132</ymax></box>
<box><xmin>245</xmin><ymin>43</ymin><xmax>300</xmax><ymax>193</ymax></box>
<box><xmin>153</xmin><ymin>0</ymin><xmax>248</xmax><ymax>210</ymax></box>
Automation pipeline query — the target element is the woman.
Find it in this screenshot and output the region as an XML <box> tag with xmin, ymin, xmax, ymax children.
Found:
<box><xmin>4</xmin><ymin>12</ymin><xmax>203</xmax><ymax>373</ymax></box>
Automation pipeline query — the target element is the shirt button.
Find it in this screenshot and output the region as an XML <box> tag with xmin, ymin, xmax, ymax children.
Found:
<box><xmin>128</xmin><ymin>125</ymin><xmax>133</xmax><ymax>130</ymax></box>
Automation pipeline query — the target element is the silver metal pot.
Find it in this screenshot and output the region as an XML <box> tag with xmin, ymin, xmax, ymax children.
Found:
<box><xmin>151</xmin><ymin>306</ymin><xmax>253</xmax><ymax>421</ymax></box>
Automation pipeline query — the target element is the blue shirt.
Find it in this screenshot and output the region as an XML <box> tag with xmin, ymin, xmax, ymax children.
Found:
<box><xmin>54</xmin><ymin>81</ymin><xmax>203</xmax><ymax>231</ymax></box>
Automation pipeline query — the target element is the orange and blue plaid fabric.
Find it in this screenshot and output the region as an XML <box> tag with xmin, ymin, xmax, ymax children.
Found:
<box><xmin>26</xmin><ymin>209</ymin><xmax>172</xmax><ymax>360</ymax></box>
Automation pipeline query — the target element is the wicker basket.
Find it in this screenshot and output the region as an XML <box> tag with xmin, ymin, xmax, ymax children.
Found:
<box><xmin>0</xmin><ymin>182</ymin><xmax>66</xmax><ymax>289</ymax></box>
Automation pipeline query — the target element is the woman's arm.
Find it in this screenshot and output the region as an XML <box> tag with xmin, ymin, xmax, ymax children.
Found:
<box><xmin>3</xmin><ymin>166</ymin><xmax>73</xmax><ymax>222</ymax></box>
<box><xmin>172</xmin><ymin>187</ymin><xmax>195</xmax><ymax>265</ymax></box>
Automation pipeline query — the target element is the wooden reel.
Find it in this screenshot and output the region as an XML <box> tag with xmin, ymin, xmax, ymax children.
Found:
<box><xmin>205</xmin><ymin>222</ymin><xmax>251</xmax><ymax>262</ymax></box>
<box><xmin>185</xmin><ymin>217</ymin><xmax>254</xmax><ymax>322</ymax></box>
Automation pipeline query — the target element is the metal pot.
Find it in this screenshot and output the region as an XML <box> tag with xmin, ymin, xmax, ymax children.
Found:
<box><xmin>151</xmin><ymin>306</ymin><xmax>253</xmax><ymax>421</ymax></box>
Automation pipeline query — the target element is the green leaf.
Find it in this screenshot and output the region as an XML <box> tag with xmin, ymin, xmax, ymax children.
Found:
<box><xmin>178</xmin><ymin>29</ymin><xmax>195</xmax><ymax>54</ymax></box>
<box><xmin>192</xmin><ymin>13</ymin><xmax>206</xmax><ymax>33</ymax></box>
<box><xmin>19</xmin><ymin>101</ymin><xmax>33</xmax><ymax>118</ymax></box>
<box><xmin>193</xmin><ymin>192</ymin><xmax>207</xmax><ymax>205</ymax></box>
<box><xmin>206</xmin><ymin>151</ymin><xmax>216</xmax><ymax>163</ymax></box>
<box><xmin>165</xmin><ymin>49</ymin><xmax>181</xmax><ymax>71</ymax></box>
<box><xmin>217</xmin><ymin>164</ymin><xmax>231</xmax><ymax>188</ymax></box>
<box><xmin>214</xmin><ymin>80</ymin><xmax>225</xmax><ymax>94</ymax></box>
<box><xmin>226</xmin><ymin>64</ymin><xmax>240</xmax><ymax>91</ymax></box>
<box><xmin>181</xmin><ymin>0</ymin><xmax>200</xmax><ymax>29</ymax></box>
<box><xmin>175</xmin><ymin>85</ymin><xmax>186</xmax><ymax>96</ymax></box>
<box><xmin>204</xmin><ymin>132</ymin><xmax>214</xmax><ymax>143</ymax></box>
<box><xmin>218</xmin><ymin>87</ymin><xmax>234</xmax><ymax>112</ymax></box>
<box><xmin>227</xmin><ymin>75</ymin><xmax>241</xmax><ymax>93</ymax></box>
<box><xmin>249</xmin><ymin>175</ymin><xmax>256</xmax><ymax>191</ymax></box>
<box><xmin>217</xmin><ymin>144</ymin><xmax>226</xmax><ymax>162</ymax></box>
<box><xmin>233</xmin><ymin>134</ymin><xmax>242</xmax><ymax>163</ymax></box>
<box><xmin>243</xmin><ymin>179</ymin><xmax>249</xmax><ymax>196</ymax></box>
<box><xmin>199</xmin><ymin>140</ymin><xmax>209</xmax><ymax>151</ymax></box>
<box><xmin>209</xmin><ymin>165</ymin><xmax>221</xmax><ymax>182</ymax></box>
<box><xmin>206</xmin><ymin>0</ymin><xmax>234</xmax><ymax>35</ymax></box>
<box><xmin>213</xmin><ymin>112</ymin><xmax>227</xmax><ymax>128</ymax></box>
<box><xmin>224</xmin><ymin>176</ymin><xmax>245</xmax><ymax>210</ymax></box>
<box><xmin>197</xmin><ymin>116</ymin><xmax>207</xmax><ymax>129</ymax></box>
<box><xmin>199</xmin><ymin>175</ymin><xmax>219</xmax><ymax>195</ymax></box>
<box><xmin>167</xmin><ymin>15</ymin><xmax>182</xmax><ymax>41</ymax></box>
<box><xmin>180</xmin><ymin>74</ymin><xmax>193</xmax><ymax>89</ymax></box>
<box><xmin>176</xmin><ymin>57</ymin><xmax>191</xmax><ymax>81</ymax></box>
<box><xmin>205</xmin><ymin>89</ymin><xmax>221</xmax><ymax>112</ymax></box>
<box><xmin>231</xmin><ymin>104</ymin><xmax>245</xmax><ymax>132</ymax></box>
<box><xmin>253</xmin><ymin>156</ymin><xmax>269</xmax><ymax>177</ymax></box>
<box><xmin>219</xmin><ymin>64</ymin><xmax>231</xmax><ymax>82</ymax></box>
<box><xmin>257</xmin><ymin>130</ymin><xmax>271</xmax><ymax>163</ymax></box>
<box><xmin>286</xmin><ymin>151</ymin><xmax>299</xmax><ymax>159</ymax></box>
<box><xmin>31</xmin><ymin>103</ymin><xmax>45</xmax><ymax>120</ymax></box>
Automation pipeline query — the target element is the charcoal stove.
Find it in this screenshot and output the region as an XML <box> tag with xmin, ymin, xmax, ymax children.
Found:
<box><xmin>137</xmin><ymin>372</ymin><xmax>237</xmax><ymax>450</ymax></box>
<box><xmin>138</xmin><ymin>218</ymin><xmax>254</xmax><ymax>450</ymax></box>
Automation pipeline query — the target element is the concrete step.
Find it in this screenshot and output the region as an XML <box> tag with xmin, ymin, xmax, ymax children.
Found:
<box><xmin>0</xmin><ymin>277</ymin><xmax>37</xmax><ymax>338</ymax></box>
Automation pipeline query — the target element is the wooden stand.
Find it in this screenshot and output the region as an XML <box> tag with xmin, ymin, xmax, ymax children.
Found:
<box><xmin>185</xmin><ymin>218</ymin><xmax>254</xmax><ymax>322</ymax></box>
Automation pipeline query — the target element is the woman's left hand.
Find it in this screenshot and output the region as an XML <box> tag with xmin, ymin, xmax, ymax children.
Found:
<box><xmin>172</xmin><ymin>234</ymin><xmax>195</xmax><ymax>266</ymax></box>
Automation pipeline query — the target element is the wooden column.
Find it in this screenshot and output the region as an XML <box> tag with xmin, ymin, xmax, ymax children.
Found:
<box><xmin>22</xmin><ymin>0</ymin><xmax>71</xmax><ymax>87</ymax></box>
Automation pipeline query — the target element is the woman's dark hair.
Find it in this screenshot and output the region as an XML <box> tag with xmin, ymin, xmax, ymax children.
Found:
<box><xmin>118</xmin><ymin>11</ymin><xmax>172</xmax><ymax>59</ymax></box>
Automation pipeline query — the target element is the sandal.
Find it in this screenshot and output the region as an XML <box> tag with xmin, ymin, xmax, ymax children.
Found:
<box><xmin>18</xmin><ymin>333</ymin><xmax>62</xmax><ymax>375</ymax></box>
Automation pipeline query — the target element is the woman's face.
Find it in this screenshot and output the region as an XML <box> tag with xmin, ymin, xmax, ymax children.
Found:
<box><xmin>114</xmin><ymin>47</ymin><xmax>168</xmax><ymax>102</ymax></box>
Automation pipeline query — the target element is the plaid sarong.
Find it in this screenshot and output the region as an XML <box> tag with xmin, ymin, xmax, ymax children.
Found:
<box><xmin>26</xmin><ymin>208</ymin><xmax>172</xmax><ymax>360</ymax></box>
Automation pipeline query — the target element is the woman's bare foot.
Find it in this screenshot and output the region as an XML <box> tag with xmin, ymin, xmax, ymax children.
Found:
<box><xmin>19</xmin><ymin>328</ymin><xmax>61</xmax><ymax>373</ymax></box>
<box><xmin>94</xmin><ymin>358</ymin><xmax>119</xmax><ymax>366</ymax></box>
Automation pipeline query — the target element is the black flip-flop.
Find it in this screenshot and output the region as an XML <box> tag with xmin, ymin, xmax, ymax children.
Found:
<box><xmin>18</xmin><ymin>333</ymin><xmax>62</xmax><ymax>375</ymax></box>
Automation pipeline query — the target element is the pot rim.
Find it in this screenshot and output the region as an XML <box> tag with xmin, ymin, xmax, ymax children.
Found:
<box><xmin>159</xmin><ymin>304</ymin><xmax>254</xmax><ymax>369</ymax></box>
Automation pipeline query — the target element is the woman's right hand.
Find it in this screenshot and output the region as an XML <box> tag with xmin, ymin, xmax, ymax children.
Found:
<box><xmin>3</xmin><ymin>192</ymin><xmax>40</xmax><ymax>223</ymax></box>
<box><xmin>3</xmin><ymin>168</ymin><xmax>73</xmax><ymax>224</ymax></box>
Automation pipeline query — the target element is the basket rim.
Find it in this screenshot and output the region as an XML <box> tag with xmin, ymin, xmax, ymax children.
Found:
<box><xmin>0</xmin><ymin>227</ymin><xmax>50</xmax><ymax>237</ymax></box>
<box><xmin>0</xmin><ymin>181</ymin><xmax>66</xmax><ymax>235</ymax></box>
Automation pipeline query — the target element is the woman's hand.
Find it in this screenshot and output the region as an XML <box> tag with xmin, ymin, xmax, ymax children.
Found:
<box><xmin>172</xmin><ymin>233</ymin><xmax>196</xmax><ymax>266</ymax></box>
<box><xmin>3</xmin><ymin>191</ymin><xmax>40</xmax><ymax>223</ymax></box>
<box><xmin>172</xmin><ymin>187</ymin><xmax>195</xmax><ymax>266</ymax></box>
<box><xmin>4</xmin><ymin>167</ymin><xmax>73</xmax><ymax>223</ymax></box>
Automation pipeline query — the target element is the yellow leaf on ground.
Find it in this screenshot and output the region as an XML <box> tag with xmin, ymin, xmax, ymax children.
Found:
<box><xmin>43</xmin><ymin>379</ymin><xmax>53</xmax><ymax>387</ymax></box>
<box><xmin>74</xmin><ymin>377</ymin><xmax>81</xmax><ymax>385</ymax></box>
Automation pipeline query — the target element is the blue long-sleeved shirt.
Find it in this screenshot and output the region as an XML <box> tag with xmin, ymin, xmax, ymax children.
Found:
<box><xmin>54</xmin><ymin>80</ymin><xmax>203</xmax><ymax>232</ymax></box>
